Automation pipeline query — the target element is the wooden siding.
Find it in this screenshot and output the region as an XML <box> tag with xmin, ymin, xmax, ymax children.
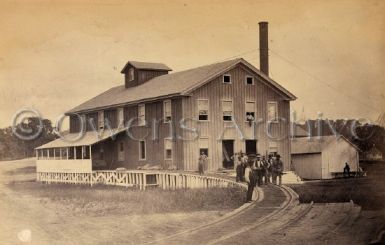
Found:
<box><xmin>123</xmin><ymin>63</ymin><xmax>168</xmax><ymax>88</ymax></box>
<box><xmin>292</xmin><ymin>153</ymin><xmax>322</xmax><ymax>179</ymax></box>
<box><xmin>322</xmin><ymin>139</ymin><xmax>359</xmax><ymax>179</ymax></box>
<box><xmin>37</xmin><ymin>159</ymin><xmax>92</xmax><ymax>173</ymax></box>
<box><xmin>69</xmin><ymin>115</ymin><xmax>81</xmax><ymax>133</ymax></box>
<box><xmin>85</xmin><ymin>112</ymin><xmax>98</xmax><ymax>131</ymax></box>
<box><xmin>181</xmin><ymin>64</ymin><xmax>291</xmax><ymax>171</ymax></box>
<box><xmin>104</xmin><ymin>109</ymin><xmax>117</xmax><ymax>128</ymax></box>
<box><xmin>67</xmin><ymin>63</ymin><xmax>292</xmax><ymax>172</ymax></box>
<box><xmin>93</xmin><ymin>99</ymin><xmax>183</xmax><ymax>170</ymax></box>
<box><xmin>137</xmin><ymin>70</ymin><xmax>168</xmax><ymax>85</ymax></box>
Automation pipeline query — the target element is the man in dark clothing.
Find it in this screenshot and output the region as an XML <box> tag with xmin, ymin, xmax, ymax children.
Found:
<box><xmin>343</xmin><ymin>162</ymin><xmax>350</xmax><ymax>178</ymax></box>
<box><xmin>262</xmin><ymin>156</ymin><xmax>270</xmax><ymax>184</ymax></box>
<box><xmin>245</xmin><ymin>161</ymin><xmax>255</xmax><ymax>203</ymax></box>
<box><xmin>272</xmin><ymin>154</ymin><xmax>283</xmax><ymax>186</ymax></box>
<box><xmin>254</xmin><ymin>154</ymin><xmax>263</xmax><ymax>187</ymax></box>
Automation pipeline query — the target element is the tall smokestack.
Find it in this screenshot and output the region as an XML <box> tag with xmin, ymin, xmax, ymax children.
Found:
<box><xmin>259</xmin><ymin>21</ymin><xmax>269</xmax><ymax>76</ymax></box>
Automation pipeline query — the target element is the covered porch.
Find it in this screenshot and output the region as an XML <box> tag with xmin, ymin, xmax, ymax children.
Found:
<box><xmin>35</xmin><ymin>129</ymin><xmax>126</xmax><ymax>173</ymax></box>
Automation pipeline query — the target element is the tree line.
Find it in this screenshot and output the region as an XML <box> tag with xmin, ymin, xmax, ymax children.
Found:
<box><xmin>0</xmin><ymin>117</ymin><xmax>57</xmax><ymax>160</ymax></box>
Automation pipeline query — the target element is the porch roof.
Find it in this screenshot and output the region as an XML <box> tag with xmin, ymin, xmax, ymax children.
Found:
<box><xmin>36</xmin><ymin>128</ymin><xmax>127</xmax><ymax>149</ymax></box>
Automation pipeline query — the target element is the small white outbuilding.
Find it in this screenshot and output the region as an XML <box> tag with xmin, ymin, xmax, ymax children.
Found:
<box><xmin>291</xmin><ymin>136</ymin><xmax>360</xmax><ymax>180</ymax></box>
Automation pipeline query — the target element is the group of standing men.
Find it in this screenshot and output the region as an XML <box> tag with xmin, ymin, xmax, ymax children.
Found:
<box><xmin>232</xmin><ymin>151</ymin><xmax>284</xmax><ymax>203</ymax></box>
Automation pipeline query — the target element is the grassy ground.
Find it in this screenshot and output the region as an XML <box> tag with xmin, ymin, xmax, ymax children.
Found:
<box><xmin>8</xmin><ymin>181</ymin><xmax>245</xmax><ymax>216</ymax></box>
<box><xmin>0</xmin><ymin>158</ymin><xmax>247</xmax><ymax>244</ymax></box>
<box><xmin>288</xmin><ymin>161</ymin><xmax>385</xmax><ymax>210</ymax></box>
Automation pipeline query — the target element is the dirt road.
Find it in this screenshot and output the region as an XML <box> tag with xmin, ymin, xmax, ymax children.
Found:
<box><xmin>1</xmin><ymin>159</ymin><xmax>382</xmax><ymax>244</ymax></box>
<box><xmin>0</xmin><ymin>159</ymin><xmax>229</xmax><ymax>244</ymax></box>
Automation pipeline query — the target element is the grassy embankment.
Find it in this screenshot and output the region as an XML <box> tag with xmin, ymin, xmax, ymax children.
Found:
<box><xmin>7</xmin><ymin>164</ymin><xmax>245</xmax><ymax>216</ymax></box>
<box><xmin>289</xmin><ymin>161</ymin><xmax>385</xmax><ymax>210</ymax></box>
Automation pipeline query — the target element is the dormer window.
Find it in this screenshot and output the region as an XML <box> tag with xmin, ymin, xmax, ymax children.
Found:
<box><xmin>223</xmin><ymin>75</ymin><xmax>231</xmax><ymax>84</ymax></box>
<box><xmin>128</xmin><ymin>68</ymin><xmax>135</xmax><ymax>81</ymax></box>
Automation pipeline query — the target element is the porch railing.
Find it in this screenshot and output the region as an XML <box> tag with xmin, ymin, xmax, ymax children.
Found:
<box><xmin>36</xmin><ymin>171</ymin><xmax>245</xmax><ymax>190</ymax></box>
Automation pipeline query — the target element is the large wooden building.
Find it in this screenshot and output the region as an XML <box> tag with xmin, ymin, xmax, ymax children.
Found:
<box><xmin>36</xmin><ymin>22</ymin><xmax>296</xmax><ymax>173</ymax></box>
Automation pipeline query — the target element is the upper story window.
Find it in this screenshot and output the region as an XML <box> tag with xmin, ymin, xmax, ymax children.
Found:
<box><xmin>138</xmin><ymin>104</ymin><xmax>146</xmax><ymax>126</ymax></box>
<box><xmin>163</xmin><ymin>100</ymin><xmax>172</xmax><ymax>123</ymax></box>
<box><xmin>221</xmin><ymin>100</ymin><xmax>233</xmax><ymax>121</ymax></box>
<box><xmin>117</xmin><ymin>107</ymin><xmax>124</xmax><ymax>127</ymax></box>
<box><xmin>246</xmin><ymin>76</ymin><xmax>254</xmax><ymax>85</ymax></box>
<box><xmin>223</xmin><ymin>74</ymin><xmax>231</xmax><ymax>84</ymax></box>
<box><xmin>197</xmin><ymin>99</ymin><xmax>209</xmax><ymax>121</ymax></box>
<box><xmin>267</xmin><ymin>101</ymin><xmax>278</xmax><ymax>122</ymax></box>
<box><xmin>128</xmin><ymin>68</ymin><xmax>135</xmax><ymax>81</ymax></box>
<box><xmin>246</xmin><ymin>101</ymin><xmax>256</xmax><ymax>122</ymax></box>
<box><xmin>98</xmin><ymin>111</ymin><xmax>104</xmax><ymax>129</ymax></box>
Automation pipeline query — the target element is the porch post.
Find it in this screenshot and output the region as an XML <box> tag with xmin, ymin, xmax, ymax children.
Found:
<box><xmin>74</xmin><ymin>147</ymin><xmax>77</xmax><ymax>159</ymax></box>
<box><xmin>89</xmin><ymin>145</ymin><xmax>93</xmax><ymax>186</ymax></box>
<box><xmin>36</xmin><ymin>149</ymin><xmax>38</xmax><ymax>159</ymax></box>
<box><xmin>66</xmin><ymin>148</ymin><xmax>69</xmax><ymax>160</ymax></box>
<box><xmin>53</xmin><ymin>148</ymin><xmax>56</xmax><ymax>159</ymax></box>
<box><xmin>47</xmin><ymin>149</ymin><xmax>50</xmax><ymax>159</ymax></box>
<box><xmin>60</xmin><ymin>148</ymin><xmax>62</xmax><ymax>159</ymax></box>
<box><xmin>81</xmin><ymin>146</ymin><xmax>84</xmax><ymax>160</ymax></box>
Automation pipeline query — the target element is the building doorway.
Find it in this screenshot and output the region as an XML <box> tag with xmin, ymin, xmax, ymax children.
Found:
<box><xmin>222</xmin><ymin>140</ymin><xmax>234</xmax><ymax>169</ymax></box>
<box><xmin>245</xmin><ymin>140</ymin><xmax>257</xmax><ymax>156</ymax></box>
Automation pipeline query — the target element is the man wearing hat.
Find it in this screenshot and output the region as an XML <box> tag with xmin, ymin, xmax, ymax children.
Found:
<box><xmin>254</xmin><ymin>154</ymin><xmax>263</xmax><ymax>187</ymax></box>
<box><xmin>272</xmin><ymin>154</ymin><xmax>283</xmax><ymax>185</ymax></box>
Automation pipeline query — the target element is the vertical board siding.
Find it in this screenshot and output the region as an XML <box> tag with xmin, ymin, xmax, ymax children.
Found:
<box><xmin>68</xmin><ymin>64</ymin><xmax>292</xmax><ymax>172</ymax></box>
<box><xmin>182</xmin><ymin>64</ymin><xmax>291</xmax><ymax>171</ymax></box>
<box><xmin>96</xmin><ymin>99</ymin><xmax>183</xmax><ymax>171</ymax></box>
<box><xmin>69</xmin><ymin>115</ymin><xmax>80</xmax><ymax>133</ymax></box>
<box><xmin>137</xmin><ymin>70</ymin><xmax>168</xmax><ymax>85</ymax></box>
<box><xmin>322</xmin><ymin>139</ymin><xmax>359</xmax><ymax>179</ymax></box>
<box><xmin>292</xmin><ymin>153</ymin><xmax>322</xmax><ymax>179</ymax></box>
<box><xmin>85</xmin><ymin>112</ymin><xmax>98</xmax><ymax>131</ymax></box>
<box><xmin>104</xmin><ymin>109</ymin><xmax>117</xmax><ymax>128</ymax></box>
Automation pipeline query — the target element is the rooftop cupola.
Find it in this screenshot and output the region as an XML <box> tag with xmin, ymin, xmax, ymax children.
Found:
<box><xmin>121</xmin><ymin>61</ymin><xmax>172</xmax><ymax>88</ymax></box>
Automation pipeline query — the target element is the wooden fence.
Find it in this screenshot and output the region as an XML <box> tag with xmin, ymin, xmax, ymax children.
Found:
<box><xmin>36</xmin><ymin>171</ymin><xmax>245</xmax><ymax>190</ymax></box>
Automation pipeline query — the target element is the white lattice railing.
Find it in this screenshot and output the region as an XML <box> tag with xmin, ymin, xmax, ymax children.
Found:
<box><xmin>36</xmin><ymin>171</ymin><xmax>245</xmax><ymax>190</ymax></box>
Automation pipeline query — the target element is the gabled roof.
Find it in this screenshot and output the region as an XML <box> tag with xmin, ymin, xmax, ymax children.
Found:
<box><xmin>67</xmin><ymin>58</ymin><xmax>296</xmax><ymax>114</ymax></box>
<box><xmin>291</xmin><ymin>135</ymin><xmax>360</xmax><ymax>154</ymax></box>
<box><xmin>121</xmin><ymin>61</ymin><xmax>172</xmax><ymax>73</ymax></box>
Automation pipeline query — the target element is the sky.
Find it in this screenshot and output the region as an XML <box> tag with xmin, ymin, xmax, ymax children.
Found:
<box><xmin>0</xmin><ymin>0</ymin><xmax>384</xmax><ymax>128</ymax></box>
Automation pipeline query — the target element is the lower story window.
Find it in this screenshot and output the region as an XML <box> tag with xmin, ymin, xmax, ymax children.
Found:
<box><xmin>118</xmin><ymin>142</ymin><xmax>125</xmax><ymax>161</ymax></box>
<box><xmin>199</xmin><ymin>148</ymin><xmax>209</xmax><ymax>157</ymax></box>
<box><xmin>100</xmin><ymin>148</ymin><xmax>104</xmax><ymax>160</ymax></box>
<box><xmin>164</xmin><ymin>138</ymin><xmax>172</xmax><ymax>160</ymax></box>
<box><xmin>199</xmin><ymin>138</ymin><xmax>209</xmax><ymax>157</ymax></box>
<box><xmin>139</xmin><ymin>140</ymin><xmax>146</xmax><ymax>160</ymax></box>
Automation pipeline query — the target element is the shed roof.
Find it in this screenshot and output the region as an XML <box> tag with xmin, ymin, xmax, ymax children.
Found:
<box><xmin>291</xmin><ymin>135</ymin><xmax>360</xmax><ymax>154</ymax></box>
<box><xmin>36</xmin><ymin>128</ymin><xmax>127</xmax><ymax>149</ymax></box>
<box><xmin>67</xmin><ymin>58</ymin><xmax>296</xmax><ymax>114</ymax></box>
<box><xmin>291</xmin><ymin>124</ymin><xmax>310</xmax><ymax>138</ymax></box>
<box><xmin>121</xmin><ymin>61</ymin><xmax>172</xmax><ymax>73</ymax></box>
